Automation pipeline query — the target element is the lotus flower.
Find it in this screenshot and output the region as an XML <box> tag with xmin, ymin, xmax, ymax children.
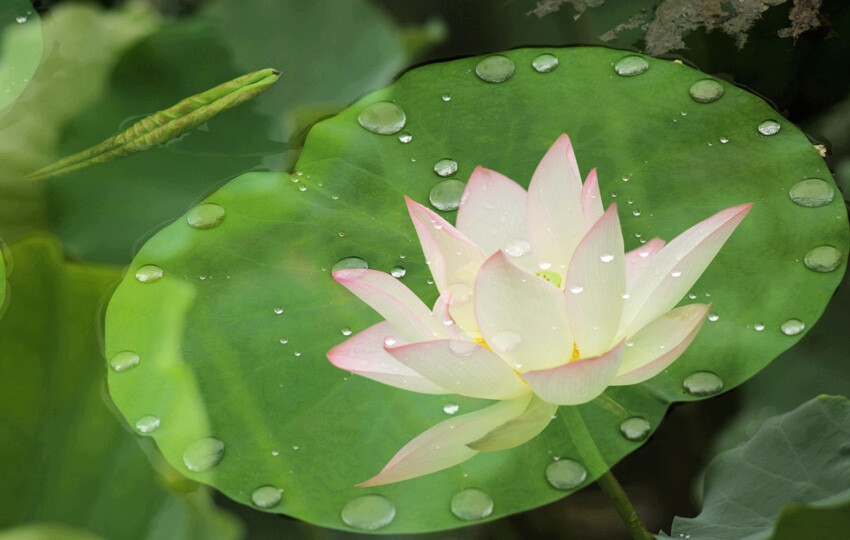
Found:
<box><xmin>328</xmin><ymin>134</ymin><xmax>752</xmax><ymax>487</ymax></box>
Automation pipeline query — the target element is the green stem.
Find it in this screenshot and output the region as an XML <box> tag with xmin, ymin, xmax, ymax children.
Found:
<box><xmin>596</xmin><ymin>469</ymin><xmax>654</xmax><ymax>540</ymax></box>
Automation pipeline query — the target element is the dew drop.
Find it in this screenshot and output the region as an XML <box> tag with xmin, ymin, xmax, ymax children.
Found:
<box><xmin>398</xmin><ymin>132</ymin><xmax>412</xmax><ymax>144</ymax></box>
<box><xmin>429</xmin><ymin>179</ymin><xmax>465</xmax><ymax>211</ymax></box>
<box><xmin>135</xmin><ymin>415</ymin><xmax>160</xmax><ymax>434</ymax></box>
<box><xmin>475</xmin><ymin>55</ymin><xmax>515</xmax><ymax>83</ymax></box>
<box><xmin>532</xmin><ymin>53</ymin><xmax>559</xmax><ymax>73</ymax></box>
<box><xmin>671</xmin><ymin>270</ymin><xmax>682</xmax><ymax>278</ymax></box>
<box><xmin>599</xmin><ymin>253</ymin><xmax>614</xmax><ymax>263</ymax></box>
<box><xmin>341</xmin><ymin>327</ymin><xmax>352</xmax><ymax>336</ymax></box>
<box><xmin>251</xmin><ymin>485</ymin><xmax>283</xmax><ymax>509</ymax></box>
<box><xmin>135</xmin><ymin>264</ymin><xmax>163</xmax><ymax>283</ymax></box>
<box><xmin>789</xmin><ymin>178</ymin><xmax>834</xmax><ymax>207</ymax></box>
<box><xmin>569</xmin><ymin>286</ymin><xmax>583</xmax><ymax>294</ymax></box>
<box><xmin>110</xmin><ymin>351</ymin><xmax>140</xmax><ymax>372</ymax></box>
<box><xmin>341</xmin><ymin>494</ymin><xmax>396</xmax><ymax>531</ymax></box>
<box><xmin>505</xmin><ymin>238</ymin><xmax>532</xmax><ymax>257</ymax></box>
<box><xmin>632</xmin><ymin>209</ymin><xmax>641</xmax><ymax>217</ymax></box>
<box><xmin>758</xmin><ymin>119</ymin><xmax>781</xmax><ymax>136</ymax></box>
<box><xmin>707</xmin><ymin>312</ymin><xmax>719</xmax><ymax>322</ymax></box>
<box><xmin>689</xmin><ymin>79</ymin><xmax>724</xmax><ymax>103</ymax></box>
<box><xmin>614</xmin><ymin>55</ymin><xmax>649</xmax><ymax>77</ymax></box>
<box><xmin>391</xmin><ymin>266</ymin><xmax>406</xmax><ymax>278</ymax></box>
<box><xmin>450</xmin><ymin>488</ymin><xmax>494</xmax><ymax>521</ymax></box>
<box><xmin>441</xmin><ymin>93</ymin><xmax>452</xmax><ymax>102</ymax></box>
<box><xmin>182</xmin><ymin>437</ymin><xmax>225</xmax><ymax>472</ymax></box>
<box><xmin>332</xmin><ymin>257</ymin><xmax>368</xmax><ymax>273</ymax></box>
<box><xmin>683</xmin><ymin>371</ymin><xmax>724</xmax><ymax>396</ymax></box>
<box><xmin>357</xmin><ymin>101</ymin><xmax>406</xmax><ymax>135</ymax></box>
<box><xmin>545</xmin><ymin>459</ymin><xmax>587</xmax><ymax>490</ymax></box>
<box><xmin>187</xmin><ymin>203</ymin><xmax>225</xmax><ymax>229</ymax></box>
<box><xmin>433</xmin><ymin>158</ymin><xmax>458</xmax><ymax>177</ymax></box>
<box><xmin>15</xmin><ymin>14</ymin><xmax>27</xmax><ymax>23</ymax></box>
<box><xmin>780</xmin><ymin>318</ymin><xmax>805</xmax><ymax>336</ymax></box>
<box><xmin>619</xmin><ymin>417</ymin><xmax>651</xmax><ymax>442</ymax></box>
<box><xmin>443</xmin><ymin>402</ymin><xmax>459</xmax><ymax>415</ymax></box>
<box><xmin>753</xmin><ymin>322</ymin><xmax>765</xmax><ymax>331</ymax></box>
<box><xmin>804</xmin><ymin>245</ymin><xmax>842</xmax><ymax>272</ymax></box>
<box><xmin>491</xmin><ymin>330</ymin><xmax>521</xmax><ymax>353</ymax></box>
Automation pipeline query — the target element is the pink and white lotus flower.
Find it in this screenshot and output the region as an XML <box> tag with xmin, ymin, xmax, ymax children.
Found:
<box><xmin>328</xmin><ymin>134</ymin><xmax>751</xmax><ymax>487</ymax></box>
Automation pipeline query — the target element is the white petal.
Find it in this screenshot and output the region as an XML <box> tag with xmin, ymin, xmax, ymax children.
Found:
<box><xmin>385</xmin><ymin>339</ymin><xmax>529</xmax><ymax>400</ymax></box>
<box><xmin>431</xmin><ymin>292</ymin><xmax>465</xmax><ymax>340</ymax></box>
<box><xmin>580</xmin><ymin>168</ymin><xmax>604</xmax><ymax>228</ymax></box>
<box><xmin>620</xmin><ymin>204</ymin><xmax>752</xmax><ymax>337</ymax></box>
<box><xmin>564</xmin><ymin>205</ymin><xmax>626</xmax><ymax>358</ymax></box>
<box><xmin>474</xmin><ymin>251</ymin><xmax>573</xmax><ymax>372</ymax></box>
<box><xmin>327</xmin><ymin>322</ymin><xmax>449</xmax><ymax>394</ymax></box>
<box><xmin>523</xmin><ymin>341</ymin><xmax>625</xmax><ymax>405</ymax></box>
<box><xmin>613</xmin><ymin>304</ymin><xmax>711</xmax><ymax>385</ymax></box>
<box><xmin>357</xmin><ymin>395</ymin><xmax>531</xmax><ymax>486</ymax></box>
<box><xmin>467</xmin><ymin>397</ymin><xmax>558</xmax><ymax>451</ymax></box>
<box><xmin>525</xmin><ymin>134</ymin><xmax>587</xmax><ymax>274</ymax></box>
<box><xmin>624</xmin><ymin>238</ymin><xmax>665</xmax><ymax>290</ymax></box>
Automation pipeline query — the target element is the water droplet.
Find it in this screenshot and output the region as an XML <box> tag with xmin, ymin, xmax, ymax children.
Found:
<box><xmin>569</xmin><ymin>286</ymin><xmax>583</xmax><ymax>294</ymax></box>
<box><xmin>332</xmin><ymin>257</ymin><xmax>368</xmax><ymax>273</ymax></box>
<box><xmin>279</xmin><ymin>338</ymin><xmax>289</xmax><ymax>344</ymax></box>
<box><xmin>273</xmin><ymin>307</ymin><xmax>284</xmax><ymax>315</ymax></box>
<box><xmin>475</xmin><ymin>55</ymin><xmax>515</xmax><ymax>83</ymax></box>
<box><xmin>15</xmin><ymin>14</ymin><xmax>27</xmax><ymax>23</ymax></box>
<box><xmin>433</xmin><ymin>158</ymin><xmax>458</xmax><ymax>177</ymax></box>
<box><xmin>780</xmin><ymin>318</ymin><xmax>805</xmax><ymax>336</ymax></box>
<box><xmin>600</xmin><ymin>253</ymin><xmax>614</xmax><ymax>263</ymax></box>
<box><xmin>614</xmin><ymin>55</ymin><xmax>649</xmax><ymax>77</ymax></box>
<box><xmin>110</xmin><ymin>351</ymin><xmax>140</xmax><ymax>372</ymax></box>
<box><xmin>135</xmin><ymin>264</ymin><xmax>163</xmax><ymax>283</ymax></box>
<box><xmin>341</xmin><ymin>494</ymin><xmax>396</xmax><ymax>531</ymax></box>
<box><xmin>632</xmin><ymin>209</ymin><xmax>641</xmax><ymax>217</ymax></box>
<box><xmin>391</xmin><ymin>266</ymin><xmax>406</xmax><ymax>278</ymax></box>
<box><xmin>671</xmin><ymin>270</ymin><xmax>682</xmax><ymax>278</ymax></box>
<box><xmin>491</xmin><ymin>331</ymin><xmax>521</xmax><ymax>353</ymax></box>
<box><xmin>383</xmin><ymin>336</ymin><xmax>397</xmax><ymax>348</ymax></box>
<box><xmin>183</xmin><ymin>437</ymin><xmax>225</xmax><ymax>472</ymax></box>
<box><xmin>443</xmin><ymin>402</ymin><xmax>459</xmax><ymax>414</ymax></box>
<box><xmin>532</xmin><ymin>53</ymin><xmax>559</xmax><ymax>73</ymax></box>
<box><xmin>187</xmin><ymin>203</ymin><xmax>225</xmax><ymax>229</ymax></box>
<box><xmin>450</xmin><ymin>488</ymin><xmax>494</xmax><ymax>521</ymax></box>
<box><xmin>135</xmin><ymin>415</ymin><xmax>160</xmax><ymax>433</ymax></box>
<box><xmin>683</xmin><ymin>371</ymin><xmax>724</xmax><ymax>396</ymax></box>
<box><xmin>804</xmin><ymin>245</ymin><xmax>842</xmax><ymax>272</ymax></box>
<box><xmin>545</xmin><ymin>459</ymin><xmax>587</xmax><ymax>490</ymax></box>
<box><xmin>707</xmin><ymin>312</ymin><xmax>719</xmax><ymax>322</ymax></box>
<box><xmin>251</xmin><ymin>485</ymin><xmax>283</xmax><ymax>509</ymax></box>
<box><xmin>689</xmin><ymin>79</ymin><xmax>724</xmax><ymax>103</ymax></box>
<box><xmin>619</xmin><ymin>417</ymin><xmax>651</xmax><ymax>441</ymax></box>
<box><xmin>398</xmin><ymin>132</ymin><xmax>412</xmax><ymax>143</ymax></box>
<box><xmin>429</xmin><ymin>179</ymin><xmax>465</xmax><ymax>211</ymax></box>
<box><xmin>789</xmin><ymin>178</ymin><xmax>834</xmax><ymax>207</ymax></box>
<box><xmin>719</xmin><ymin>137</ymin><xmax>729</xmax><ymax>144</ymax></box>
<box><xmin>357</xmin><ymin>102</ymin><xmax>406</xmax><ymax>135</ymax></box>
<box><xmin>758</xmin><ymin>119</ymin><xmax>781</xmax><ymax>136</ymax></box>
<box><xmin>441</xmin><ymin>93</ymin><xmax>452</xmax><ymax>102</ymax></box>
<box><xmin>505</xmin><ymin>238</ymin><xmax>532</xmax><ymax>257</ymax></box>
<box><xmin>753</xmin><ymin>322</ymin><xmax>765</xmax><ymax>331</ymax></box>
<box><xmin>341</xmin><ymin>327</ymin><xmax>352</xmax><ymax>336</ymax></box>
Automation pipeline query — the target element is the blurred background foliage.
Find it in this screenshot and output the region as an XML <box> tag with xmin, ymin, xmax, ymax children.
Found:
<box><xmin>0</xmin><ymin>0</ymin><xmax>848</xmax><ymax>538</ymax></box>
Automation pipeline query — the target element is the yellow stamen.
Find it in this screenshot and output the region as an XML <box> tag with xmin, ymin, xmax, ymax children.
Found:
<box><xmin>472</xmin><ymin>336</ymin><xmax>491</xmax><ymax>351</ymax></box>
<box><xmin>570</xmin><ymin>342</ymin><xmax>581</xmax><ymax>362</ymax></box>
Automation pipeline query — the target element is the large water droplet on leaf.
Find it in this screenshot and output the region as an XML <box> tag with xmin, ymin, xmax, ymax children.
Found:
<box><xmin>391</xmin><ymin>266</ymin><xmax>406</xmax><ymax>278</ymax></box>
<box><xmin>789</xmin><ymin>178</ymin><xmax>834</xmax><ymax>208</ymax></box>
<box><xmin>251</xmin><ymin>485</ymin><xmax>283</xmax><ymax>509</ymax></box>
<box><xmin>683</xmin><ymin>371</ymin><xmax>724</xmax><ymax>396</ymax></box>
<box><xmin>341</xmin><ymin>494</ymin><xmax>396</xmax><ymax>531</ymax></box>
<box><xmin>614</xmin><ymin>55</ymin><xmax>649</xmax><ymax>77</ymax></box>
<box><xmin>183</xmin><ymin>437</ymin><xmax>225</xmax><ymax>472</ymax></box>
<box><xmin>433</xmin><ymin>158</ymin><xmax>458</xmax><ymax>177</ymax></box>
<box><xmin>109</xmin><ymin>350</ymin><xmax>140</xmax><ymax>372</ymax></box>
<box><xmin>332</xmin><ymin>257</ymin><xmax>368</xmax><ymax>273</ymax></box>
<box><xmin>757</xmin><ymin>119</ymin><xmax>781</xmax><ymax>136</ymax></box>
<box><xmin>780</xmin><ymin>318</ymin><xmax>805</xmax><ymax>336</ymax></box>
<box><xmin>619</xmin><ymin>417</ymin><xmax>651</xmax><ymax>441</ymax></box>
<box><xmin>532</xmin><ymin>53</ymin><xmax>559</xmax><ymax>73</ymax></box>
<box><xmin>357</xmin><ymin>102</ymin><xmax>406</xmax><ymax>135</ymax></box>
<box><xmin>429</xmin><ymin>179</ymin><xmax>465</xmax><ymax>211</ymax></box>
<box><xmin>545</xmin><ymin>459</ymin><xmax>587</xmax><ymax>490</ymax></box>
<box><xmin>135</xmin><ymin>264</ymin><xmax>163</xmax><ymax>283</ymax></box>
<box><xmin>187</xmin><ymin>203</ymin><xmax>226</xmax><ymax>229</ymax></box>
<box><xmin>689</xmin><ymin>79</ymin><xmax>724</xmax><ymax>103</ymax></box>
<box><xmin>475</xmin><ymin>55</ymin><xmax>515</xmax><ymax>83</ymax></box>
<box><xmin>135</xmin><ymin>415</ymin><xmax>161</xmax><ymax>434</ymax></box>
<box><xmin>450</xmin><ymin>488</ymin><xmax>494</xmax><ymax>521</ymax></box>
<box><xmin>804</xmin><ymin>245</ymin><xmax>842</xmax><ymax>273</ymax></box>
<box><xmin>443</xmin><ymin>402</ymin><xmax>459</xmax><ymax>415</ymax></box>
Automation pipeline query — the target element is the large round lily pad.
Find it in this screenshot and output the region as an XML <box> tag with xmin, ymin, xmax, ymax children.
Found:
<box><xmin>105</xmin><ymin>47</ymin><xmax>848</xmax><ymax>533</ymax></box>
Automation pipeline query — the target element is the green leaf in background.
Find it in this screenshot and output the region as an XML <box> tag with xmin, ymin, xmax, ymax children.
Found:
<box><xmin>0</xmin><ymin>524</ymin><xmax>103</xmax><ymax>540</ymax></box>
<box><xmin>105</xmin><ymin>47</ymin><xmax>848</xmax><ymax>533</ymax></box>
<box><xmin>666</xmin><ymin>396</ymin><xmax>850</xmax><ymax>540</ymax></box>
<box><xmin>0</xmin><ymin>236</ymin><xmax>243</xmax><ymax>540</ymax></box>
<box><xmin>0</xmin><ymin>0</ymin><xmax>42</xmax><ymax>112</ymax></box>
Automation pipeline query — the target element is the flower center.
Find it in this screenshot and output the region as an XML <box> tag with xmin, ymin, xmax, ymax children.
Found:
<box><xmin>535</xmin><ymin>270</ymin><xmax>562</xmax><ymax>288</ymax></box>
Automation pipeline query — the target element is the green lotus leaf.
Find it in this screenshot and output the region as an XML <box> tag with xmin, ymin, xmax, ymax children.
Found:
<box><xmin>0</xmin><ymin>0</ymin><xmax>42</xmax><ymax>112</ymax></box>
<box><xmin>0</xmin><ymin>236</ymin><xmax>242</xmax><ymax>540</ymax></box>
<box><xmin>105</xmin><ymin>47</ymin><xmax>848</xmax><ymax>533</ymax></box>
<box><xmin>666</xmin><ymin>395</ymin><xmax>850</xmax><ymax>540</ymax></box>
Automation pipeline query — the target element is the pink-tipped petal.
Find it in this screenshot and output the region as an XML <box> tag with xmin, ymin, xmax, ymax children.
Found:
<box><xmin>581</xmin><ymin>168</ymin><xmax>604</xmax><ymax>228</ymax></box>
<box><xmin>327</xmin><ymin>322</ymin><xmax>449</xmax><ymax>394</ymax></box>
<box><xmin>467</xmin><ymin>397</ymin><xmax>558</xmax><ymax>451</ymax></box>
<box><xmin>474</xmin><ymin>251</ymin><xmax>573</xmax><ymax>372</ymax></box>
<box><xmin>564</xmin><ymin>205</ymin><xmax>626</xmax><ymax>358</ymax></box>
<box><xmin>357</xmin><ymin>395</ymin><xmax>531</xmax><ymax>487</ymax></box>
<box><xmin>526</xmin><ymin>134</ymin><xmax>587</xmax><ymax>274</ymax></box>
<box><xmin>334</xmin><ymin>268</ymin><xmax>446</xmax><ymax>342</ymax></box>
<box><xmin>624</xmin><ymin>238</ymin><xmax>666</xmax><ymax>290</ymax></box>
<box><xmin>385</xmin><ymin>340</ymin><xmax>529</xmax><ymax>400</ymax></box>
<box><xmin>523</xmin><ymin>341</ymin><xmax>625</xmax><ymax>405</ymax></box>
<box><xmin>613</xmin><ymin>304</ymin><xmax>711</xmax><ymax>385</ymax></box>
<box><xmin>456</xmin><ymin>167</ymin><xmax>534</xmax><ymax>268</ymax></box>
<box><xmin>406</xmin><ymin>197</ymin><xmax>486</xmax><ymax>336</ymax></box>
<box><xmin>431</xmin><ymin>292</ymin><xmax>465</xmax><ymax>340</ymax></box>
<box><xmin>620</xmin><ymin>203</ymin><xmax>752</xmax><ymax>337</ymax></box>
